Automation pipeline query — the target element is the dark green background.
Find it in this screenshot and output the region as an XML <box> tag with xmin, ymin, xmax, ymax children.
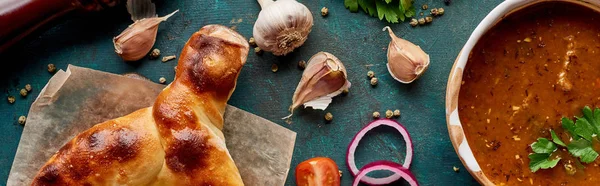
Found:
<box><xmin>0</xmin><ymin>0</ymin><xmax>503</xmax><ymax>185</ymax></box>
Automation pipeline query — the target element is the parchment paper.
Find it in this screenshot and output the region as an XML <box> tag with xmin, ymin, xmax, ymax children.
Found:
<box><xmin>7</xmin><ymin>65</ymin><xmax>296</xmax><ymax>186</ymax></box>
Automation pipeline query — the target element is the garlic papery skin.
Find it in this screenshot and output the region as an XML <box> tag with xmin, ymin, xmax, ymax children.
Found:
<box><xmin>113</xmin><ymin>10</ymin><xmax>178</xmax><ymax>61</ymax></box>
<box><xmin>383</xmin><ymin>26</ymin><xmax>430</xmax><ymax>84</ymax></box>
<box><xmin>253</xmin><ymin>0</ymin><xmax>313</xmax><ymax>56</ymax></box>
<box><xmin>283</xmin><ymin>52</ymin><xmax>351</xmax><ymax>120</ymax></box>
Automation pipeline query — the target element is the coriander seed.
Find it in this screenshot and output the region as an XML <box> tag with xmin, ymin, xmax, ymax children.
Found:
<box><xmin>430</xmin><ymin>8</ymin><xmax>439</xmax><ymax>16</ymax></box>
<box><xmin>20</xmin><ymin>89</ymin><xmax>27</xmax><ymax>97</ymax></box>
<box><xmin>418</xmin><ymin>18</ymin><xmax>426</xmax><ymax>25</ymax></box>
<box><xmin>7</xmin><ymin>96</ymin><xmax>15</xmax><ymax>104</ymax></box>
<box><xmin>370</xmin><ymin>77</ymin><xmax>378</xmax><ymax>86</ymax></box>
<box><xmin>159</xmin><ymin>77</ymin><xmax>166</xmax><ymax>84</ymax></box>
<box><xmin>47</xmin><ymin>64</ymin><xmax>56</xmax><ymax>73</ymax></box>
<box><xmin>149</xmin><ymin>48</ymin><xmax>161</xmax><ymax>59</ymax></box>
<box><xmin>425</xmin><ymin>16</ymin><xmax>433</xmax><ymax>24</ymax></box>
<box><xmin>249</xmin><ymin>37</ymin><xmax>256</xmax><ymax>46</ymax></box>
<box><xmin>254</xmin><ymin>47</ymin><xmax>263</xmax><ymax>55</ymax></box>
<box><xmin>385</xmin><ymin>110</ymin><xmax>393</xmax><ymax>118</ymax></box>
<box><xmin>25</xmin><ymin>84</ymin><xmax>32</xmax><ymax>92</ymax></box>
<box><xmin>393</xmin><ymin>109</ymin><xmax>401</xmax><ymax>117</ymax></box>
<box><xmin>438</xmin><ymin>8</ymin><xmax>445</xmax><ymax>15</ymax></box>
<box><xmin>162</xmin><ymin>55</ymin><xmax>176</xmax><ymax>62</ymax></box>
<box><xmin>367</xmin><ymin>71</ymin><xmax>375</xmax><ymax>79</ymax></box>
<box><xmin>373</xmin><ymin>111</ymin><xmax>380</xmax><ymax>119</ymax></box>
<box><xmin>298</xmin><ymin>60</ymin><xmax>306</xmax><ymax>70</ymax></box>
<box><xmin>271</xmin><ymin>64</ymin><xmax>278</xmax><ymax>72</ymax></box>
<box><xmin>422</xmin><ymin>4</ymin><xmax>428</xmax><ymax>10</ymax></box>
<box><xmin>18</xmin><ymin>116</ymin><xmax>26</xmax><ymax>125</ymax></box>
<box><xmin>324</xmin><ymin>112</ymin><xmax>333</xmax><ymax>122</ymax></box>
<box><xmin>409</xmin><ymin>19</ymin><xmax>419</xmax><ymax>27</ymax></box>
<box><xmin>321</xmin><ymin>7</ymin><xmax>329</xmax><ymax>17</ymax></box>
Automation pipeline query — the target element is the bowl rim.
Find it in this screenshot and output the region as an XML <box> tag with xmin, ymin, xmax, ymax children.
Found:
<box><xmin>445</xmin><ymin>0</ymin><xmax>600</xmax><ymax>185</ymax></box>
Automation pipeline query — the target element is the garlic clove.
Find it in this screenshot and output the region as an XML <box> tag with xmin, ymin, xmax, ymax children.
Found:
<box><xmin>113</xmin><ymin>10</ymin><xmax>178</xmax><ymax>61</ymax></box>
<box><xmin>283</xmin><ymin>52</ymin><xmax>351</xmax><ymax>120</ymax></box>
<box><xmin>253</xmin><ymin>0</ymin><xmax>313</xmax><ymax>56</ymax></box>
<box><xmin>383</xmin><ymin>26</ymin><xmax>430</xmax><ymax>84</ymax></box>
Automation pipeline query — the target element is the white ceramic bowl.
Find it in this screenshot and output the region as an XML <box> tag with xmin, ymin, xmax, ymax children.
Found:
<box><xmin>445</xmin><ymin>0</ymin><xmax>600</xmax><ymax>185</ymax></box>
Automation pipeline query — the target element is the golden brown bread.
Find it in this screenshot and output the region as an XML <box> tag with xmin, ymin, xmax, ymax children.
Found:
<box><xmin>31</xmin><ymin>25</ymin><xmax>249</xmax><ymax>186</ymax></box>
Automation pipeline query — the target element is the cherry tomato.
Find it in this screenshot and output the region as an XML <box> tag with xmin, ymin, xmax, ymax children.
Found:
<box><xmin>295</xmin><ymin>157</ymin><xmax>341</xmax><ymax>186</ymax></box>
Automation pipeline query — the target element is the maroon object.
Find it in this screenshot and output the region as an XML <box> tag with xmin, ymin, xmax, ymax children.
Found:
<box><xmin>0</xmin><ymin>0</ymin><xmax>121</xmax><ymax>52</ymax></box>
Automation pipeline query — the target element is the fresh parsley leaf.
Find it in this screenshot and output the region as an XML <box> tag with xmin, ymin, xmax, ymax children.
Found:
<box><xmin>375</xmin><ymin>0</ymin><xmax>399</xmax><ymax>23</ymax></box>
<box><xmin>551</xmin><ymin>130</ymin><xmax>566</xmax><ymax>147</ymax></box>
<box><xmin>583</xmin><ymin>106</ymin><xmax>600</xmax><ymax>136</ymax></box>
<box><xmin>575</xmin><ymin>116</ymin><xmax>594</xmax><ymax>141</ymax></box>
<box><xmin>404</xmin><ymin>5</ymin><xmax>416</xmax><ymax>18</ymax></box>
<box><xmin>344</xmin><ymin>0</ymin><xmax>359</xmax><ymax>12</ymax></box>
<box><xmin>568</xmin><ymin>138</ymin><xmax>599</xmax><ymax>163</ymax></box>
<box><xmin>529</xmin><ymin>153</ymin><xmax>561</xmax><ymax>172</ymax></box>
<box><xmin>531</xmin><ymin>138</ymin><xmax>557</xmax><ymax>153</ymax></box>
<box><xmin>562</xmin><ymin>117</ymin><xmax>580</xmax><ymax>140</ymax></box>
<box><xmin>384</xmin><ymin>0</ymin><xmax>392</xmax><ymax>4</ymax></box>
<box><xmin>358</xmin><ymin>0</ymin><xmax>377</xmax><ymax>16</ymax></box>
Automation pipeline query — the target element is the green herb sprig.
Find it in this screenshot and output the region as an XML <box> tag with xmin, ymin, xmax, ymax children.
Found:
<box><xmin>529</xmin><ymin>106</ymin><xmax>600</xmax><ymax>172</ymax></box>
<box><xmin>344</xmin><ymin>0</ymin><xmax>416</xmax><ymax>23</ymax></box>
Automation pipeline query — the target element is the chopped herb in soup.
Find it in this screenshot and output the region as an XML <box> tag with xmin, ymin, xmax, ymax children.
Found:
<box><xmin>459</xmin><ymin>2</ymin><xmax>600</xmax><ymax>185</ymax></box>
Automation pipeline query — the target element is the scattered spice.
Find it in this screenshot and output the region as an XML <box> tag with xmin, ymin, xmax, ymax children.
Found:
<box><xmin>24</xmin><ymin>84</ymin><xmax>32</xmax><ymax>92</ymax></box>
<box><xmin>453</xmin><ymin>166</ymin><xmax>459</xmax><ymax>172</ymax></box>
<box><xmin>321</xmin><ymin>7</ymin><xmax>329</xmax><ymax>17</ymax></box>
<box><xmin>425</xmin><ymin>16</ymin><xmax>433</xmax><ymax>24</ymax></box>
<box><xmin>418</xmin><ymin>18</ymin><xmax>426</xmax><ymax>25</ymax></box>
<box><xmin>524</xmin><ymin>37</ymin><xmax>532</xmax><ymax>43</ymax></box>
<box><xmin>367</xmin><ymin>71</ymin><xmax>375</xmax><ymax>79</ymax></box>
<box><xmin>370</xmin><ymin>77</ymin><xmax>378</xmax><ymax>86</ymax></box>
<box><xmin>421</xmin><ymin>4</ymin><xmax>428</xmax><ymax>10</ymax></box>
<box><xmin>298</xmin><ymin>60</ymin><xmax>307</xmax><ymax>70</ymax></box>
<box><xmin>47</xmin><ymin>64</ymin><xmax>56</xmax><ymax>73</ymax></box>
<box><xmin>430</xmin><ymin>8</ymin><xmax>439</xmax><ymax>16</ymax></box>
<box><xmin>409</xmin><ymin>19</ymin><xmax>419</xmax><ymax>27</ymax></box>
<box><xmin>394</xmin><ymin>109</ymin><xmax>401</xmax><ymax>117</ymax></box>
<box><xmin>7</xmin><ymin>96</ymin><xmax>15</xmax><ymax>104</ymax></box>
<box><xmin>249</xmin><ymin>37</ymin><xmax>256</xmax><ymax>46</ymax></box>
<box><xmin>159</xmin><ymin>77</ymin><xmax>166</xmax><ymax>84</ymax></box>
<box><xmin>162</xmin><ymin>55</ymin><xmax>176</xmax><ymax>62</ymax></box>
<box><xmin>254</xmin><ymin>47</ymin><xmax>263</xmax><ymax>55</ymax></box>
<box><xmin>149</xmin><ymin>48</ymin><xmax>161</xmax><ymax>59</ymax></box>
<box><xmin>385</xmin><ymin>110</ymin><xmax>393</xmax><ymax>119</ymax></box>
<box><xmin>373</xmin><ymin>111</ymin><xmax>381</xmax><ymax>119</ymax></box>
<box><xmin>324</xmin><ymin>112</ymin><xmax>333</xmax><ymax>122</ymax></box>
<box><xmin>438</xmin><ymin>8</ymin><xmax>445</xmax><ymax>15</ymax></box>
<box><xmin>18</xmin><ymin>116</ymin><xmax>26</xmax><ymax>125</ymax></box>
<box><xmin>271</xmin><ymin>64</ymin><xmax>278</xmax><ymax>72</ymax></box>
<box><xmin>19</xmin><ymin>89</ymin><xmax>27</xmax><ymax>97</ymax></box>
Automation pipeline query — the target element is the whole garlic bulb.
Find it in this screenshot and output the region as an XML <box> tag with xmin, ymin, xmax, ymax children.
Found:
<box><xmin>383</xmin><ymin>26</ymin><xmax>430</xmax><ymax>84</ymax></box>
<box><xmin>253</xmin><ymin>0</ymin><xmax>313</xmax><ymax>56</ymax></box>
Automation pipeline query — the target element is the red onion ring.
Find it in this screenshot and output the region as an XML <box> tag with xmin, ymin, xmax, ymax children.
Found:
<box><xmin>346</xmin><ymin>119</ymin><xmax>413</xmax><ymax>185</ymax></box>
<box><xmin>353</xmin><ymin>161</ymin><xmax>419</xmax><ymax>186</ymax></box>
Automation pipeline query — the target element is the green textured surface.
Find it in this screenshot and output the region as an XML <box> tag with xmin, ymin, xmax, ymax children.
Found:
<box><xmin>0</xmin><ymin>0</ymin><xmax>504</xmax><ymax>185</ymax></box>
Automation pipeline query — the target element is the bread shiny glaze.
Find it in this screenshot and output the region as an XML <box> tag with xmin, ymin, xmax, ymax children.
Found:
<box><xmin>31</xmin><ymin>25</ymin><xmax>249</xmax><ymax>186</ymax></box>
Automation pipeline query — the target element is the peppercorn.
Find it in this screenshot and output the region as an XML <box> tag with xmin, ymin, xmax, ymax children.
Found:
<box><xmin>47</xmin><ymin>64</ymin><xmax>56</xmax><ymax>73</ymax></box>
<box><xmin>394</xmin><ymin>109</ymin><xmax>401</xmax><ymax>117</ymax></box>
<box><xmin>159</xmin><ymin>77</ymin><xmax>166</xmax><ymax>84</ymax></box>
<box><xmin>409</xmin><ymin>19</ymin><xmax>419</xmax><ymax>27</ymax></box>
<box><xmin>324</xmin><ymin>112</ymin><xmax>333</xmax><ymax>122</ymax></box>
<box><xmin>149</xmin><ymin>48</ymin><xmax>161</xmax><ymax>59</ymax></box>
<box><xmin>438</xmin><ymin>8</ymin><xmax>445</xmax><ymax>15</ymax></box>
<box><xmin>249</xmin><ymin>37</ymin><xmax>256</xmax><ymax>46</ymax></box>
<box><xmin>321</xmin><ymin>7</ymin><xmax>329</xmax><ymax>17</ymax></box>
<box><xmin>370</xmin><ymin>77</ymin><xmax>378</xmax><ymax>86</ymax></box>
<box><xmin>367</xmin><ymin>71</ymin><xmax>375</xmax><ymax>79</ymax></box>
<box><xmin>271</xmin><ymin>64</ymin><xmax>278</xmax><ymax>72</ymax></box>
<box><xmin>25</xmin><ymin>84</ymin><xmax>32</xmax><ymax>92</ymax></box>
<box><xmin>385</xmin><ymin>110</ymin><xmax>393</xmax><ymax>118</ymax></box>
<box><xmin>254</xmin><ymin>47</ymin><xmax>263</xmax><ymax>55</ymax></box>
<box><xmin>373</xmin><ymin>112</ymin><xmax>380</xmax><ymax>119</ymax></box>
<box><xmin>298</xmin><ymin>60</ymin><xmax>307</xmax><ymax>70</ymax></box>
<box><xmin>444</xmin><ymin>0</ymin><xmax>451</xmax><ymax>6</ymax></box>
<box><xmin>430</xmin><ymin>8</ymin><xmax>439</xmax><ymax>16</ymax></box>
<box><xmin>418</xmin><ymin>18</ymin><xmax>426</xmax><ymax>25</ymax></box>
<box><xmin>18</xmin><ymin>115</ymin><xmax>26</xmax><ymax>125</ymax></box>
<box><xmin>422</xmin><ymin>4</ymin><xmax>428</xmax><ymax>10</ymax></box>
<box><xmin>425</xmin><ymin>16</ymin><xmax>433</xmax><ymax>24</ymax></box>
<box><xmin>20</xmin><ymin>89</ymin><xmax>27</xmax><ymax>97</ymax></box>
<box><xmin>7</xmin><ymin>96</ymin><xmax>15</xmax><ymax>104</ymax></box>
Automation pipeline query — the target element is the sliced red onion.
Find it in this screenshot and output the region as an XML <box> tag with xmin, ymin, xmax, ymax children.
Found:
<box><xmin>347</xmin><ymin>119</ymin><xmax>413</xmax><ymax>185</ymax></box>
<box><xmin>353</xmin><ymin>161</ymin><xmax>419</xmax><ymax>186</ymax></box>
